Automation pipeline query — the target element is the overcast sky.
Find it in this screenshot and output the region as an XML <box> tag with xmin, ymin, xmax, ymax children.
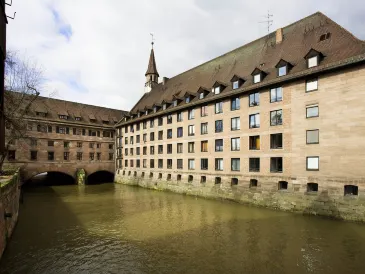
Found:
<box><xmin>6</xmin><ymin>0</ymin><xmax>365</xmax><ymax>111</ymax></box>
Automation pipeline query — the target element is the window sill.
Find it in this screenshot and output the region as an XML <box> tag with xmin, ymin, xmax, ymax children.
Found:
<box><xmin>249</xmin><ymin>148</ymin><xmax>260</xmax><ymax>151</ymax></box>
<box><xmin>231</xmin><ymin>128</ymin><xmax>240</xmax><ymax>131</ymax></box>
<box><xmin>249</xmin><ymin>170</ymin><xmax>260</xmax><ymax>173</ymax></box>
<box><xmin>271</xmin><ymin>147</ymin><xmax>283</xmax><ymax>150</ymax></box>
<box><xmin>270</xmin><ymin>171</ymin><xmax>283</xmax><ymax>173</ymax></box>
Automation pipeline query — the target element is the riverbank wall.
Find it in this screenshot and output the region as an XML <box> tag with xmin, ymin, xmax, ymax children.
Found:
<box><xmin>115</xmin><ymin>171</ymin><xmax>365</xmax><ymax>222</ymax></box>
<box><xmin>0</xmin><ymin>169</ymin><xmax>20</xmax><ymax>259</ymax></box>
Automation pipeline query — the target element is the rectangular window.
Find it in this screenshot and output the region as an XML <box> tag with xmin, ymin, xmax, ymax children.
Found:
<box><xmin>215</xmin><ymin>139</ymin><xmax>223</xmax><ymax>152</ymax></box>
<box><xmin>278</xmin><ymin>66</ymin><xmax>287</xmax><ymax>76</ymax></box>
<box><xmin>89</xmin><ymin>152</ymin><xmax>95</xmax><ymax>161</ymax></box>
<box><xmin>201</xmin><ymin>140</ymin><xmax>208</xmax><ymax>152</ymax></box>
<box><xmin>89</xmin><ymin>143</ymin><xmax>95</xmax><ymax>149</ymax></box>
<box><xmin>199</xmin><ymin>92</ymin><xmax>205</xmax><ymax>99</ymax></box>
<box><xmin>64</xmin><ymin>141</ymin><xmax>70</xmax><ymax>148</ymax></box>
<box><xmin>231</xmin><ymin>117</ymin><xmax>240</xmax><ymax>131</ymax></box>
<box><xmin>30</xmin><ymin>151</ymin><xmax>37</xmax><ymax>161</ymax></box>
<box><xmin>215</xmin><ymin>158</ymin><xmax>223</xmax><ymax>171</ymax></box>
<box><xmin>188</xmin><ymin>142</ymin><xmax>195</xmax><ymax>153</ymax></box>
<box><xmin>188</xmin><ymin>109</ymin><xmax>195</xmax><ymax>120</ymax></box>
<box><xmin>201</xmin><ymin>105</ymin><xmax>208</xmax><ymax>117</ymax></box>
<box><xmin>213</xmin><ymin>86</ymin><xmax>220</xmax><ymax>94</ymax></box>
<box><xmin>150</xmin><ymin>132</ymin><xmax>155</xmax><ymax>141</ymax></box>
<box><xmin>308</xmin><ymin>56</ymin><xmax>318</xmax><ymax>68</ymax></box>
<box><xmin>231</xmin><ymin>97</ymin><xmax>240</xmax><ymax>110</ymax></box>
<box><xmin>130</xmin><ymin>136</ymin><xmax>134</xmax><ymax>144</ymax></box>
<box><xmin>231</xmin><ymin>137</ymin><xmax>240</xmax><ymax>151</ymax></box>
<box><xmin>231</xmin><ymin>158</ymin><xmax>240</xmax><ymax>171</ymax></box>
<box><xmin>307</xmin><ymin>156</ymin><xmax>319</xmax><ymax>170</ymax></box>
<box><xmin>150</xmin><ymin>159</ymin><xmax>155</xmax><ymax>168</ymax></box>
<box><xmin>177</xmin><ymin>143</ymin><xmax>183</xmax><ymax>153</ymax></box>
<box><xmin>270</xmin><ymin>110</ymin><xmax>283</xmax><ymax>126</ymax></box>
<box><xmin>167</xmin><ymin>144</ymin><xmax>172</xmax><ymax>154</ymax></box>
<box><xmin>158</xmin><ymin>145</ymin><xmax>163</xmax><ymax>154</ymax></box>
<box><xmin>158</xmin><ymin>159</ymin><xmax>163</xmax><ymax>168</ymax></box>
<box><xmin>48</xmin><ymin>140</ymin><xmax>54</xmax><ymax>147</ymax></box>
<box><xmin>306</xmin><ymin>105</ymin><xmax>319</xmax><ymax>118</ymax></box>
<box><xmin>249</xmin><ymin>92</ymin><xmax>260</xmax><ymax>107</ymax></box>
<box><xmin>167</xmin><ymin>159</ymin><xmax>173</xmax><ymax>169</ymax></box>
<box><xmin>136</xmin><ymin>159</ymin><xmax>140</xmax><ymax>168</ymax></box>
<box><xmin>125</xmin><ymin>137</ymin><xmax>128</xmax><ymax>145</ymax></box>
<box><xmin>270</xmin><ymin>87</ymin><xmax>283</xmax><ymax>102</ymax></box>
<box><xmin>253</xmin><ymin>74</ymin><xmax>261</xmax><ymax>83</ymax></box>
<box><xmin>130</xmin><ymin>148</ymin><xmax>133</xmax><ymax>156</ymax></box>
<box><xmin>125</xmin><ymin>160</ymin><xmax>128</xmax><ymax>167</ymax></box>
<box><xmin>130</xmin><ymin>160</ymin><xmax>134</xmax><ymax>168</ymax></box>
<box><xmin>167</xmin><ymin>129</ymin><xmax>172</xmax><ymax>139</ymax></box>
<box><xmin>143</xmin><ymin>159</ymin><xmax>147</xmax><ymax>168</ymax></box>
<box><xmin>150</xmin><ymin>146</ymin><xmax>155</xmax><ymax>155</ymax></box>
<box><xmin>143</xmin><ymin>121</ymin><xmax>147</xmax><ymax>129</ymax></box>
<box><xmin>215</xmin><ymin>102</ymin><xmax>223</xmax><ymax>114</ymax></box>
<box><xmin>177</xmin><ymin>127</ymin><xmax>183</xmax><ymax>138</ymax></box>
<box><xmin>249</xmin><ymin>158</ymin><xmax>260</xmax><ymax>172</ymax></box>
<box><xmin>150</xmin><ymin>119</ymin><xmax>155</xmax><ymax>128</ymax></box>
<box><xmin>270</xmin><ymin>133</ymin><xmax>283</xmax><ymax>149</ymax></box>
<box><xmin>270</xmin><ymin>157</ymin><xmax>283</xmax><ymax>173</ymax></box>
<box><xmin>158</xmin><ymin>117</ymin><xmax>163</xmax><ymax>126</ymax></box>
<box><xmin>48</xmin><ymin>151</ymin><xmax>54</xmax><ymax>161</ymax></box>
<box><xmin>249</xmin><ymin>114</ymin><xmax>260</xmax><ymax>128</ymax></box>
<box><xmin>109</xmin><ymin>153</ymin><xmax>114</xmax><ymax>161</ymax></box>
<box><xmin>64</xmin><ymin>152</ymin><xmax>70</xmax><ymax>161</ymax></box>
<box><xmin>77</xmin><ymin>152</ymin><xmax>83</xmax><ymax>161</ymax></box>
<box><xmin>177</xmin><ymin>112</ymin><xmax>183</xmax><ymax>122</ymax></box>
<box><xmin>306</xmin><ymin>79</ymin><xmax>318</xmax><ymax>92</ymax></box>
<box><xmin>136</xmin><ymin>147</ymin><xmax>140</xmax><ymax>156</ymax></box>
<box><xmin>201</xmin><ymin>123</ymin><xmax>208</xmax><ymax>135</ymax></box>
<box><xmin>306</xmin><ymin>130</ymin><xmax>319</xmax><ymax>144</ymax></box>
<box><xmin>188</xmin><ymin>125</ymin><xmax>195</xmax><ymax>136</ymax></box>
<box><xmin>136</xmin><ymin>123</ymin><xmax>140</xmax><ymax>131</ymax></box>
<box><xmin>201</xmin><ymin>158</ymin><xmax>208</xmax><ymax>170</ymax></box>
<box><xmin>185</xmin><ymin>97</ymin><xmax>190</xmax><ymax>103</ymax></box>
<box><xmin>232</xmin><ymin>81</ymin><xmax>239</xmax><ymax>90</ymax></box>
<box><xmin>143</xmin><ymin>146</ymin><xmax>147</xmax><ymax>155</ymax></box>
<box><xmin>215</xmin><ymin>120</ymin><xmax>223</xmax><ymax>133</ymax></box>
<box><xmin>167</xmin><ymin>114</ymin><xmax>173</xmax><ymax>124</ymax></box>
<box><xmin>188</xmin><ymin>159</ymin><xmax>195</xmax><ymax>170</ymax></box>
<box><xmin>8</xmin><ymin>150</ymin><xmax>15</xmax><ymax>160</ymax></box>
<box><xmin>143</xmin><ymin>134</ymin><xmax>147</xmax><ymax>142</ymax></box>
<box><xmin>177</xmin><ymin>159</ymin><xmax>183</xmax><ymax>169</ymax></box>
<box><xmin>158</xmin><ymin>131</ymin><xmax>163</xmax><ymax>140</ymax></box>
<box><xmin>249</xmin><ymin>136</ymin><xmax>260</xmax><ymax>150</ymax></box>
<box><xmin>136</xmin><ymin>135</ymin><xmax>140</xmax><ymax>143</ymax></box>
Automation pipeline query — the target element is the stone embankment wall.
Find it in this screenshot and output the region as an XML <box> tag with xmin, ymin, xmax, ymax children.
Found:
<box><xmin>115</xmin><ymin>172</ymin><xmax>365</xmax><ymax>222</ymax></box>
<box><xmin>0</xmin><ymin>170</ymin><xmax>20</xmax><ymax>259</ymax></box>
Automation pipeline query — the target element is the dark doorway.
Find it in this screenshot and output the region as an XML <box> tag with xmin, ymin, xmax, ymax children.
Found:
<box><xmin>25</xmin><ymin>172</ymin><xmax>75</xmax><ymax>187</ymax></box>
<box><xmin>87</xmin><ymin>171</ymin><xmax>114</xmax><ymax>185</ymax></box>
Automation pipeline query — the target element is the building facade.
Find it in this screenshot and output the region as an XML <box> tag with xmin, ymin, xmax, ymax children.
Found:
<box><xmin>4</xmin><ymin>94</ymin><xmax>126</xmax><ymax>183</ymax></box>
<box><xmin>0</xmin><ymin>0</ymin><xmax>7</xmax><ymax>153</ymax></box>
<box><xmin>115</xmin><ymin>12</ymin><xmax>365</xmax><ymax>221</ymax></box>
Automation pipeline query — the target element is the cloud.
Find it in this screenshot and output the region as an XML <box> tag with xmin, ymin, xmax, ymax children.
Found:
<box><xmin>6</xmin><ymin>0</ymin><xmax>365</xmax><ymax>111</ymax></box>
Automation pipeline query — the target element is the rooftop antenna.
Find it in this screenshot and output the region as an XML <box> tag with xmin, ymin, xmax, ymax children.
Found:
<box><xmin>259</xmin><ymin>11</ymin><xmax>273</xmax><ymax>34</ymax></box>
<box><xmin>150</xmin><ymin>33</ymin><xmax>155</xmax><ymax>48</ymax></box>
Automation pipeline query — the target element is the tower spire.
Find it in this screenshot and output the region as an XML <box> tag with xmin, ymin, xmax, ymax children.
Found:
<box><xmin>144</xmin><ymin>34</ymin><xmax>159</xmax><ymax>93</ymax></box>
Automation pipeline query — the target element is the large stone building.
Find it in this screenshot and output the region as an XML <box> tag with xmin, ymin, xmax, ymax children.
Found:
<box><xmin>4</xmin><ymin>93</ymin><xmax>126</xmax><ymax>183</ymax></box>
<box><xmin>115</xmin><ymin>12</ymin><xmax>365</xmax><ymax>221</ymax></box>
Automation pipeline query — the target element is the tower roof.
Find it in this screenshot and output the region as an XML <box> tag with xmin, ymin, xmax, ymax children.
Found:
<box><xmin>145</xmin><ymin>48</ymin><xmax>159</xmax><ymax>77</ymax></box>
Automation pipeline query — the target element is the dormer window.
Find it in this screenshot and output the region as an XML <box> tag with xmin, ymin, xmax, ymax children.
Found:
<box><xmin>230</xmin><ymin>75</ymin><xmax>245</xmax><ymax>90</ymax></box>
<box><xmin>185</xmin><ymin>97</ymin><xmax>190</xmax><ymax>103</ymax></box>
<box><xmin>304</xmin><ymin>48</ymin><xmax>323</xmax><ymax>69</ymax></box>
<box><xmin>253</xmin><ymin>74</ymin><xmax>261</xmax><ymax>83</ymax></box>
<box><xmin>275</xmin><ymin>59</ymin><xmax>293</xmax><ymax>77</ymax></box>
<box><xmin>183</xmin><ymin>92</ymin><xmax>195</xmax><ymax>104</ymax></box>
<box><xmin>232</xmin><ymin>81</ymin><xmax>239</xmax><ymax>89</ymax></box>
<box><xmin>145</xmin><ymin>110</ymin><xmax>148</xmax><ymax>115</ymax></box>
<box><xmin>197</xmin><ymin>87</ymin><xmax>209</xmax><ymax>100</ymax></box>
<box><xmin>212</xmin><ymin>81</ymin><xmax>227</xmax><ymax>95</ymax></box>
<box><xmin>173</xmin><ymin>100</ymin><xmax>177</xmax><ymax>107</ymax></box>
<box><xmin>137</xmin><ymin>112</ymin><xmax>141</xmax><ymax>118</ymax></box>
<box><xmin>278</xmin><ymin>66</ymin><xmax>287</xmax><ymax>76</ymax></box>
<box><xmin>308</xmin><ymin>56</ymin><xmax>318</xmax><ymax>68</ymax></box>
<box><xmin>213</xmin><ymin>86</ymin><xmax>220</xmax><ymax>94</ymax></box>
<box><xmin>59</xmin><ymin>115</ymin><xmax>68</xmax><ymax>120</ymax></box>
<box><xmin>199</xmin><ymin>93</ymin><xmax>204</xmax><ymax>99</ymax></box>
<box><xmin>75</xmin><ymin>117</ymin><xmax>81</xmax><ymax>121</ymax></box>
<box><xmin>154</xmin><ymin>106</ymin><xmax>157</xmax><ymax>113</ymax></box>
<box><xmin>251</xmin><ymin>68</ymin><xmax>267</xmax><ymax>84</ymax></box>
<box><xmin>163</xmin><ymin>104</ymin><xmax>167</xmax><ymax>110</ymax></box>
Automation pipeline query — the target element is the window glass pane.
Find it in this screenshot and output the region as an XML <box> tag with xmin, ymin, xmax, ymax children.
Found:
<box><xmin>307</xmin><ymin>130</ymin><xmax>319</xmax><ymax>144</ymax></box>
<box><xmin>254</xmin><ymin>74</ymin><xmax>261</xmax><ymax>83</ymax></box>
<box><xmin>306</xmin><ymin>79</ymin><xmax>318</xmax><ymax>91</ymax></box>
<box><xmin>308</xmin><ymin>56</ymin><xmax>318</xmax><ymax>68</ymax></box>
<box><xmin>233</xmin><ymin>81</ymin><xmax>239</xmax><ymax>89</ymax></box>
<box><xmin>306</xmin><ymin>106</ymin><xmax>319</xmax><ymax>118</ymax></box>
<box><xmin>307</xmin><ymin>157</ymin><xmax>319</xmax><ymax>169</ymax></box>
<box><xmin>278</xmin><ymin>66</ymin><xmax>286</xmax><ymax>76</ymax></box>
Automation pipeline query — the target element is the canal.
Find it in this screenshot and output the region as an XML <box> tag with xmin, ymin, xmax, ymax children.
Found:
<box><xmin>1</xmin><ymin>183</ymin><xmax>365</xmax><ymax>274</ymax></box>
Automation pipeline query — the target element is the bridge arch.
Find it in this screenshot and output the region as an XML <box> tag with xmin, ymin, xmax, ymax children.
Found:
<box><xmin>86</xmin><ymin>170</ymin><xmax>114</xmax><ymax>185</ymax></box>
<box><xmin>24</xmin><ymin>171</ymin><xmax>75</xmax><ymax>186</ymax></box>
<box><xmin>21</xmin><ymin>166</ymin><xmax>76</xmax><ymax>183</ymax></box>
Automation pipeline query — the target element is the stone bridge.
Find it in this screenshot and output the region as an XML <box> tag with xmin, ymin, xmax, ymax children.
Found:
<box><xmin>18</xmin><ymin>162</ymin><xmax>115</xmax><ymax>185</ymax></box>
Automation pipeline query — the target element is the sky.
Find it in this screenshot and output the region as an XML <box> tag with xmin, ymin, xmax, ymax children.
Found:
<box><xmin>6</xmin><ymin>0</ymin><xmax>365</xmax><ymax>111</ymax></box>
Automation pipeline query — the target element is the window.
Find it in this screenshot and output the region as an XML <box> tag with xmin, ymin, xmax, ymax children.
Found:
<box><xmin>136</xmin><ymin>147</ymin><xmax>140</xmax><ymax>155</ymax></box>
<box><xmin>64</xmin><ymin>152</ymin><xmax>70</xmax><ymax>161</ymax></box>
<box><xmin>199</xmin><ymin>92</ymin><xmax>204</xmax><ymax>99</ymax></box>
<box><xmin>177</xmin><ymin>112</ymin><xmax>183</xmax><ymax>122</ymax></box>
<box><xmin>150</xmin><ymin>119</ymin><xmax>155</xmax><ymax>128</ymax></box>
<box><xmin>344</xmin><ymin>185</ymin><xmax>358</xmax><ymax>196</ymax></box>
<box><xmin>215</xmin><ymin>120</ymin><xmax>223</xmax><ymax>132</ymax></box>
<box><xmin>177</xmin><ymin>127</ymin><xmax>183</xmax><ymax>138</ymax></box>
<box><xmin>231</xmin><ymin>137</ymin><xmax>240</xmax><ymax>151</ymax></box>
<box><xmin>150</xmin><ymin>146</ymin><xmax>155</xmax><ymax>155</ymax></box>
<box><xmin>215</xmin><ymin>177</ymin><xmax>221</xmax><ymax>184</ymax></box>
<box><xmin>136</xmin><ymin>123</ymin><xmax>140</xmax><ymax>131</ymax></box>
<box><xmin>188</xmin><ymin>142</ymin><xmax>195</xmax><ymax>153</ymax></box>
<box><xmin>158</xmin><ymin>131</ymin><xmax>163</xmax><ymax>140</ymax></box>
<box><xmin>158</xmin><ymin>145</ymin><xmax>163</xmax><ymax>154</ymax></box>
<box><xmin>307</xmin><ymin>130</ymin><xmax>319</xmax><ymax>144</ymax></box>
<box><xmin>308</xmin><ymin>56</ymin><xmax>318</xmax><ymax>68</ymax></box>
<box><xmin>77</xmin><ymin>152</ymin><xmax>82</xmax><ymax>161</ymax></box>
<box><xmin>30</xmin><ymin>151</ymin><xmax>37</xmax><ymax>161</ymax></box>
<box><xmin>231</xmin><ymin>178</ymin><xmax>238</xmax><ymax>185</ymax></box>
<box><xmin>249</xmin><ymin>92</ymin><xmax>260</xmax><ymax>107</ymax></box>
<box><xmin>188</xmin><ymin>109</ymin><xmax>195</xmax><ymax>120</ymax></box>
<box><xmin>270</xmin><ymin>133</ymin><xmax>283</xmax><ymax>149</ymax></box>
<box><xmin>306</xmin><ymin>79</ymin><xmax>318</xmax><ymax>92</ymax></box>
<box><xmin>64</xmin><ymin>141</ymin><xmax>70</xmax><ymax>149</ymax></box>
<box><xmin>250</xmin><ymin>179</ymin><xmax>258</xmax><ymax>188</ymax></box>
<box><xmin>136</xmin><ymin>160</ymin><xmax>140</xmax><ymax>168</ymax></box>
<box><xmin>253</xmin><ymin>74</ymin><xmax>261</xmax><ymax>83</ymax></box>
<box><xmin>177</xmin><ymin>159</ymin><xmax>183</xmax><ymax>169</ymax></box>
<box><xmin>48</xmin><ymin>151</ymin><xmax>54</xmax><ymax>161</ymax></box>
<box><xmin>188</xmin><ymin>159</ymin><xmax>195</xmax><ymax>170</ymax></box>
<box><xmin>188</xmin><ymin>125</ymin><xmax>195</xmax><ymax>136</ymax></box>
<box><xmin>185</xmin><ymin>97</ymin><xmax>190</xmax><ymax>103</ymax></box>
<box><xmin>231</xmin><ymin>158</ymin><xmax>240</xmax><ymax>171</ymax></box>
<box><xmin>249</xmin><ymin>114</ymin><xmax>260</xmax><ymax>128</ymax></box>
<box><xmin>167</xmin><ymin>159</ymin><xmax>172</xmax><ymax>169</ymax></box>
<box><xmin>306</xmin><ymin>105</ymin><xmax>319</xmax><ymax>118</ymax></box>
<box><xmin>158</xmin><ymin>159</ymin><xmax>163</xmax><ymax>168</ymax></box>
<box><xmin>201</xmin><ymin>123</ymin><xmax>208</xmax><ymax>135</ymax></box>
<box><xmin>270</xmin><ymin>110</ymin><xmax>283</xmax><ymax>126</ymax></box>
<box><xmin>278</xmin><ymin>65</ymin><xmax>287</xmax><ymax>76</ymax></box>
<box><xmin>130</xmin><ymin>160</ymin><xmax>134</xmax><ymax>168</ymax></box>
<box><xmin>167</xmin><ymin>144</ymin><xmax>172</xmax><ymax>154</ymax></box>
<box><xmin>270</xmin><ymin>87</ymin><xmax>283</xmax><ymax>102</ymax></box>
<box><xmin>213</xmin><ymin>86</ymin><xmax>220</xmax><ymax>94</ymax></box>
<box><xmin>109</xmin><ymin>153</ymin><xmax>114</xmax><ymax>161</ymax></box>
<box><xmin>177</xmin><ymin>174</ymin><xmax>182</xmax><ymax>181</ymax></box>
<box><xmin>249</xmin><ymin>136</ymin><xmax>260</xmax><ymax>150</ymax></box>
<box><xmin>163</xmin><ymin>103</ymin><xmax>167</xmax><ymax>110</ymax></box>
<box><xmin>307</xmin><ymin>183</ymin><xmax>318</xmax><ymax>192</ymax></box>
<box><xmin>173</xmin><ymin>100</ymin><xmax>178</xmax><ymax>107</ymax></box>
<box><xmin>167</xmin><ymin>129</ymin><xmax>172</xmax><ymax>139</ymax></box>
<box><xmin>307</xmin><ymin>156</ymin><xmax>319</xmax><ymax>171</ymax></box>
<box><xmin>136</xmin><ymin>135</ymin><xmax>141</xmax><ymax>144</ymax></box>
<box><xmin>89</xmin><ymin>152</ymin><xmax>95</xmax><ymax>161</ymax></box>
<box><xmin>249</xmin><ymin>158</ymin><xmax>260</xmax><ymax>172</ymax></box>
<box><xmin>201</xmin><ymin>105</ymin><xmax>208</xmax><ymax>117</ymax></box>
<box><xmin>143</xmin><ymin>146</ymin><xmax>147</xmax><ymax>155</ymax></box>
<box><xmin>270</xmin><ymin>157</ymin><xmax>283</xmax><ymax>173</ymax></box>
<box><xmin>150</xmin><ymin>132</ymin><xmax>155</xmax><ymax>141</ymax></box>
<box><xmin>278</xmin><ymin>181</ymin><xmax>288</xmax><ymax>190</ymax></box>
<box><xmin>201</xmin><ymin>141</ymin><xmax>208</xmax><ymax>152</ymax></box>
<box><xmin>96</xmin><ymin>143</ymin><xmax>101</xmax><ymax>149</ymax></box>
<box><xmin>167</xmin><ymin>114</ymin><xmax>173</xmax><ymax>124</ymax></box>
<box><xmin>143</xmin><ymin>159</ymin><xmax>147</xmax><ymax>168</ymax></box>
<box><xmin>48</xmin><ymin>140</ymin><xmax>54</xmax><ymax>147</ymax></box>
<box><xmin>59</xmin><ymin>115</ymin><xmax>68</xmax><ymax>120</ymax></box>
<box><xmin>143</xmin><ymin>134</ymin><xmax>147</xmax><ymax>142</ymax></box>
<box><xmin>89</xmin><ymin>143</ymin><xmax>95</xmax><ymax>149</ymax></box>
<box><xmin>201</xmin><ymin>158</ymin><xmax>208</xmax><ymax>170</ymax></box>
<box><xmin>48</xmin><ymin>126</ymin><xmax>52</xmax><ymax>133</ymax></box>
<box><xmin>30</xmin><ymin>139</ymin><xmax>37</xmax><ymax>146</ymax></box>
<box><xmin>215</xmin><ymin>102</ymin><xmax>223</xmax><ymax>114</ymax></box>
<box><xmin>232</xmin><ymin>81</ymin><xmax>239</xmax><ymax>90</ymax></box>
<box><xmin>215</xmin><ymin>139</ymin><xmax>223</xmax><ymax>152</ymax></box>
<box><xmin>143</xmin><ymin>121</ymin><xmax>147</xmax><ymax>129</ymax></box>
<box><xmin>158</xmin><ymin>117</ymin><xmax>163</xmax><ymax>126</ymax></box>
<box><xmin>231</xmin><ymin>97</ymin><xmax>240</xmax><ymax>110</ymax></box>
<box><xmin>150</xmin><ymin>159</ymin><xmax>155</xmax><ymax>168</ymax></box>
<box><xmin>188</xmin><ymin>175</ymin><xmax>193</xmax><ymax>182</ymax></box>
<box><xmin>177</xmin><ymin>143</ymin><xmax>183</xmax><ymax>153</ymax></box>
<box><xmin>231</xmin><ymin>117</ymin><xmax>240</xmax><ymax>130</ymax></box>
<box><xmin>215</xmin><ymin>158</ymin><xmax>223</xmax><ymax>171</ymax></box>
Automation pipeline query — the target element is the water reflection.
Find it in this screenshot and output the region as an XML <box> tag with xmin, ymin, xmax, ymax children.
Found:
<box><xmin>1</xmin><ymin>184</ymin><xmax>365</xmax><ymax>274</ymax></box>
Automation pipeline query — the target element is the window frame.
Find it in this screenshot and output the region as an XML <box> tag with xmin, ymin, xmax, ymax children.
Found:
<box><xmin>306</xmin><ymin>105</ymin><xmax>319</xmax><ymax>118</ymax></box>
<box><xmin>249</xmin><ymin>113</ymin><xmax>260</xmax><ymax>129</ymax></box>
<box><xmin>231</xmin><ymin>158</ymin><xmax>240</xmax><ymax>171</ymax></box>
<box><xmin>306</xmin><ymin>156</ymin><xmax>319</xmax><ymax>171</ymax></box>
<box><xmin>215</xmin><ymin>102</ymin><xmax>223</xmax><ymax>114</ymax></box>
<box><xmin>249</xmin><ymin>158</ymin><xmax>260</xmax><ymax>172</ymax></box>
<box><xmin>306</xmin><ymin>129</ymin><xmax>319</xmax><ymax>144</ymax></box>
<box><xmin>249</xmin><ymin>92</ymin><xmax>260</xmax><ymax>107</ymax></box>
<box><xmin>231</xmin><ymin>97</ymin><xmax>240</xmax><ymax>111</ymax></box>
<box><xmin>215</xmin><ymin>139</ymin><xmax>223</xmax><ymax>152</ymax></box>
<box><xmin>215</xmin><ymin>158</ymin><xmax>223</xmax><ymax>171</ymax></box>
<box><xmin>231</xmin><ymin>117</ymin><xmax>240</xmax><ymax>131</ymax></box>
<box><xmin>270</xmin><ymin>87</ymin><xmax>283</xmax><ymax>103</ymax></box>
<box><xmin>231</xmin><ymin>137</ymin><xmax>240</xmax><ymax>151</ymax></box>
<box><xmin>270</xmin><ymin>109</ymin><xmax>283</xmax><ymax>126</ymax></box>
<box><xmin>201</xmin><ymin>122</ymin><xmax>208</xmax><ymax>135</ymax></box>
<box><xmin>215</xmin><ymin>120</ymin><xmax>223</xmax><ymax>133</ymax></box>
<box><xmin>270</xmin><ymin>133</ymin><xmax>283</xmax><ymax>149</ymax></box>
<box><xmin>306</xmin><ymin>78</ymin><xmax>318</xmax><ymax>92</ymax></box>
<box><xmin>270</xmin><ymin>157</ymin><xmax>283</xmax><ymax>173</ymax></box>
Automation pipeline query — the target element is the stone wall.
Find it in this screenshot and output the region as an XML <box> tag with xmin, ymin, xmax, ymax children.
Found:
<box><xmin>0</xmin><ymin>169</ymin><xmax>20</xmax><ymax>259</ymax></box>
<box><xmin>115</xmin><ymin>171</ymin><xmax>365</xmax><ymax>222</ymax></box>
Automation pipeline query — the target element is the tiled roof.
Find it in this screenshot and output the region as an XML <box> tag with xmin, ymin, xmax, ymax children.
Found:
<box><xmin>130</xmin><ymin>12</ymin><xmax>365</xmax><ymax>114</ymax></box>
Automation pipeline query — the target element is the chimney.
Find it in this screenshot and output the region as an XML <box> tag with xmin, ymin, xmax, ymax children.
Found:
<box><xmin>162</xmin><ymin>77</ymin><xmax>169</xmax><ymax>85</ymax></box>
<box><xmin>276</xmin><ymin>28</ymin><xmax>283</xmax><ymax>44</ymax></box>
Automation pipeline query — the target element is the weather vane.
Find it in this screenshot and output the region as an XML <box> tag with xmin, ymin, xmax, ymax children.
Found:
<box><xmin>150</xmin><ymin>33</ymin><xmax>155</xmax><ymax>48</ymax></box>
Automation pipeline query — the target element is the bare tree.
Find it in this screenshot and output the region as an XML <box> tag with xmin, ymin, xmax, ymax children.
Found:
<box><xmin>0</xmin><ymin>50</ymin><xmax>44</xmax><ymax>172</ymax></box>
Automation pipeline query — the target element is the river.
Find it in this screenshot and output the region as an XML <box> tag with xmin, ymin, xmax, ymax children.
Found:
<box><xmin>0</xmin><ymin>183</ymin><xmax>365</xmax><ymax>274</ymax></box>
